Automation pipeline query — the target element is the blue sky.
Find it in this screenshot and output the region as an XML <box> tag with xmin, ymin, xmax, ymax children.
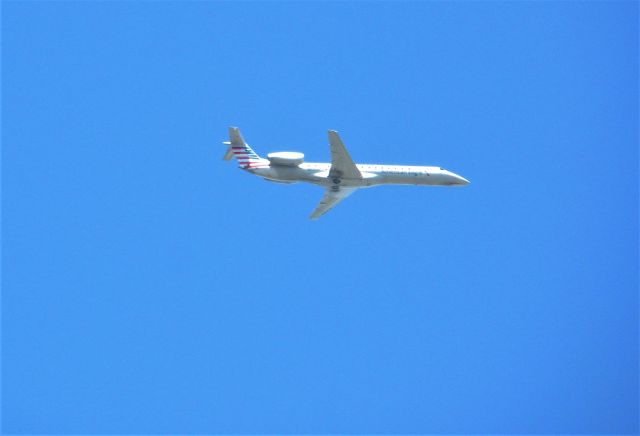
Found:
<box><xmin>2</xmin><ymin>1</ymin><xmax>638</xmax><ymax>434</ymax></box>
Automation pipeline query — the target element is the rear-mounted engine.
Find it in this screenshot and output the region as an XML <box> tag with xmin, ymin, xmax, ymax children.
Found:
<box><xmin>267</xmin><ymin>152</ymin><xmax>304</xmax><ymax>166</ymax></box>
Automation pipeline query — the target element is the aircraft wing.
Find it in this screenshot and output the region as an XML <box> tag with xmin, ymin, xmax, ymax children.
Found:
<box><xmin>310</xmin><ymin>186</ymin><xmax>359</xmax><ymax>220</ymax></box>
<box><xmin>328</xmin><ymin>130</ymin><xmax>362</xmax><ymax>180</ymax></box>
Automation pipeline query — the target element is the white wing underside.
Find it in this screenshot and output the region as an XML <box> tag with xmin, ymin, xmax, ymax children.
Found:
<box><xmin>328</xmin><ymin>131</ymin><xmax>362</xmax><ymax>180</ymax></box>
<box><xmin>309</xmin><ymin>131</ymin><xmax>363</xmax><ymax>219</ymax></box>
<box><xmin>307</xmin><ymin>131</ymin><xmax>364</xmax><ymax>219</ymax></box>
<box><xmin>310</xmin><ymin>186</ymin><xmax>359</xmax><ymax>220</ymax></box>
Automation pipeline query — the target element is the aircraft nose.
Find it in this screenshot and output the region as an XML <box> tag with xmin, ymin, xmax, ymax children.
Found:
<box><xmin>457</xmin><ymin>175</ymin><xmax>470</xmax><ymax>185</ymax></box>
<box><xmin>447</xmin><ymin>171</ymin><xmax>469</xmax><ymax>185</ymax></box>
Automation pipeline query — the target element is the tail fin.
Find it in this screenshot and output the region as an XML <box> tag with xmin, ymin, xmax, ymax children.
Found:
<box><xmin>222</xmin><ymin>127</ymin><xmax>268</xmax><ymax>169</ymax></box>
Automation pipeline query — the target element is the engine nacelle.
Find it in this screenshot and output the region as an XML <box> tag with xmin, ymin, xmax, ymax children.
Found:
<box><xmin>267</xmin><ymin>152</ymin><xmax>304</xmax><ymax>166</ymax></box>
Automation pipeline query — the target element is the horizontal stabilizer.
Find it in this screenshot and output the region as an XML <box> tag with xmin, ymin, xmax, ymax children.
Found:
<box><xmin>222</xmin><ymin>141</ymin><xmax>233</xmax><ymax>160</ymax></box>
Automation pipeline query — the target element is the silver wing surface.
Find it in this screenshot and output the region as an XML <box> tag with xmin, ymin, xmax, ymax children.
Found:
<box><xmin>310</xmin><ymin>186</ymin><xmax>359</xmax><ymax>220</ymax></box>
<box><xmin>328</xmin><ymin>130</ymin><xmax>362</xmax><ymax>180</ymax></box>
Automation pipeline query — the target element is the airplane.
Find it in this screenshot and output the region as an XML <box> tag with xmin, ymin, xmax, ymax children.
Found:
<box><xmin>222</xmin><ymin>127</ymin><xmax>470</xmax><ymax>219</ymax></box>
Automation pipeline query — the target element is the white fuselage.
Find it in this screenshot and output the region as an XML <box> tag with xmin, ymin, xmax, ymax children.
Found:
<box><xmin>223</xmin><ymin>127</ymin><xmax>470</xmax><ymax>219</ymax></box>
<box><xmin>248</xmin><ymin>162</ymin><xmax>470</xmax><ymax>188</ymax></box>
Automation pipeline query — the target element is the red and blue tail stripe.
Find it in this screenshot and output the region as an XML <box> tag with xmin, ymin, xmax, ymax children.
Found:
<box><xmin>227</xmin><ymin>127</ymin><xmax>269</xmax><ymax>169</ymax></box>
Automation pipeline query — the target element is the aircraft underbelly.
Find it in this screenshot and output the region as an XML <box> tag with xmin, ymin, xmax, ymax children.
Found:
<box><xmin>252</xmin><ymin>166</ymin><xmax>325</xmax><ymax>185</ymax></box>
<box><xmin>378</xmin><ymin>174</ymin><xmax>451</xmax><ymax>186</ymax></box>
<box><xmin>253</xmin><ymin>167</ymin><xmax>453</xmax><ymax>187</ymax></box>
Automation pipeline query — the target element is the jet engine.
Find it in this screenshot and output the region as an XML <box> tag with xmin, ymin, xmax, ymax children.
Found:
<box><xmin>267</xmin><ymin>152</ymin><xmax>304</xmax><ymax>166</ymax></box>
